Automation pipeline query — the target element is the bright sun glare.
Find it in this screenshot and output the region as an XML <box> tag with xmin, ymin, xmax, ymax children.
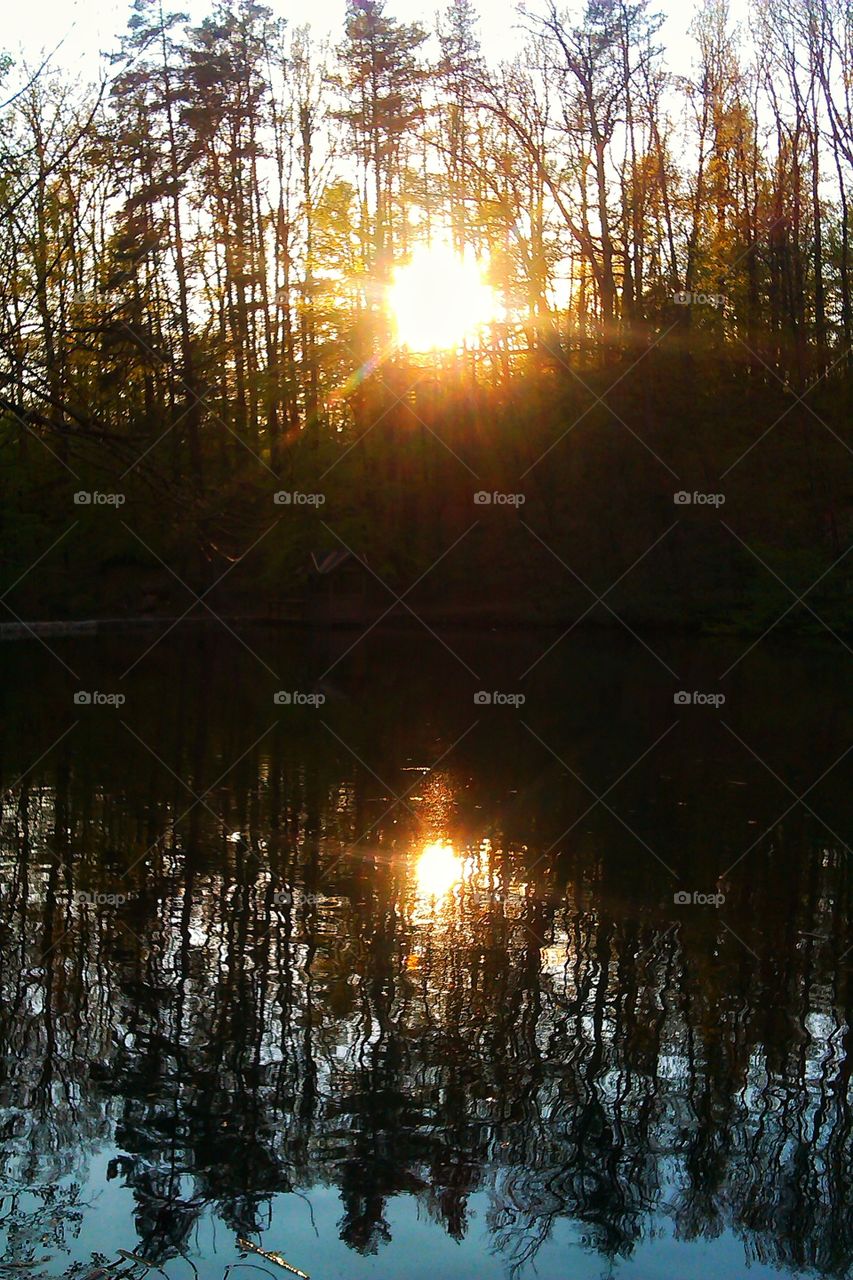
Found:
<box><xmin>415</xmin><ymin>840</ymin><xmax>463</xmax><ymax>899</ymax></box>
<box><xmin>388</xmin><ymin>244</ymin><xmax>501</xmax><ymax>352</ymax></box>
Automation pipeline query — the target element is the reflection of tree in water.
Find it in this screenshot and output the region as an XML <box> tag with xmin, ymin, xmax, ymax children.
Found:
<box><xmin>0</xmin><ymin>680</ymin><xmax>852</xmax><ymax>1277</ymax></box>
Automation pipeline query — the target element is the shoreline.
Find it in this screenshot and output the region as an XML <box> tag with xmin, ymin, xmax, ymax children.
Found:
<box><xmin>1</xmin><ymin>610</ymin><xmax>846</xmax><ymax>641</ymax></box>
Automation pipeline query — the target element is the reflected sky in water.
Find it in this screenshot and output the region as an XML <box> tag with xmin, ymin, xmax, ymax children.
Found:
<box><xmin>0</xmin><ymin>629</ymin><xmax>851</xmax><ymax>1280</ymax></box>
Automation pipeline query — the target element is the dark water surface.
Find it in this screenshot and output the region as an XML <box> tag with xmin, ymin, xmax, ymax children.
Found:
<box><xmin>1</xmin><ymin>627</ymin><xmax>851</xmax><ymax>1280</ymax></box>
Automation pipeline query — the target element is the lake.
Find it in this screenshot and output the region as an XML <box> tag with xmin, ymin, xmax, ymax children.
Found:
<box><xmin>1</xmin><ymin>625</ymin><xmax>851</xmax><ymax>1280</ymax></box>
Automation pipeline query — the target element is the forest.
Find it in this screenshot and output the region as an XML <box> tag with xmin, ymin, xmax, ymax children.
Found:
<box><xmin>1</xmin><ymin>0</ymin><xmax>853</xmax><ymax>630</ymax></box>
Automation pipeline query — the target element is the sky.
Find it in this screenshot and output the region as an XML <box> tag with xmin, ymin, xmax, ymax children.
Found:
<box><xmin>2</xmin><ymin>0</ymin><xmax>752</xmax><ymax>87</ymax></box>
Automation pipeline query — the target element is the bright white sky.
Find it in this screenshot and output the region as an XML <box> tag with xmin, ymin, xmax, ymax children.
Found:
<box><xmin>3</xmin><ymin>0</ymin><xmax>751</xmax><ymax>85</ymax></box>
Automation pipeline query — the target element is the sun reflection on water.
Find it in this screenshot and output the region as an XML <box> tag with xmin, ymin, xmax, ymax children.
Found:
<box><xmin>415</xmin><ymin>839</ymin><xmax>464</xmax><ymax>900</ymax></box>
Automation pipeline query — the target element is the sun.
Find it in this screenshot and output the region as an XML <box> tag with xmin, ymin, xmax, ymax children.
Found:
<box><xmin>387</xmin><ymin>244</ymin><xmax>501</xmax><ymax>352</ymax></box>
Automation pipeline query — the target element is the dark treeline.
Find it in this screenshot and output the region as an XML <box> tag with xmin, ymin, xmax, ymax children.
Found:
<box><xmin>1</xmin><ymin>633</ymin><xmax>852</xmax><ymax>1274</ymax></box>
<box><xmin>1</xmin><ymin>0</ymin><xmax>852</xmax><ymax>627</ymax></box>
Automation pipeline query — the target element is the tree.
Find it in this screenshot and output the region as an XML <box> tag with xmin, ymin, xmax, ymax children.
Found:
<box><xmin>335</xmin><ymin>0</ymin><xmax>426</xmax><ymax>274</ymax></box>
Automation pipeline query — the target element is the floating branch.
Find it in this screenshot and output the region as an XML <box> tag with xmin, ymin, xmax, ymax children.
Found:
<box><xmin>236</xmin><ymin>1240</ymin><xmax>309</xmax><ymax>1280</ymax></box>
